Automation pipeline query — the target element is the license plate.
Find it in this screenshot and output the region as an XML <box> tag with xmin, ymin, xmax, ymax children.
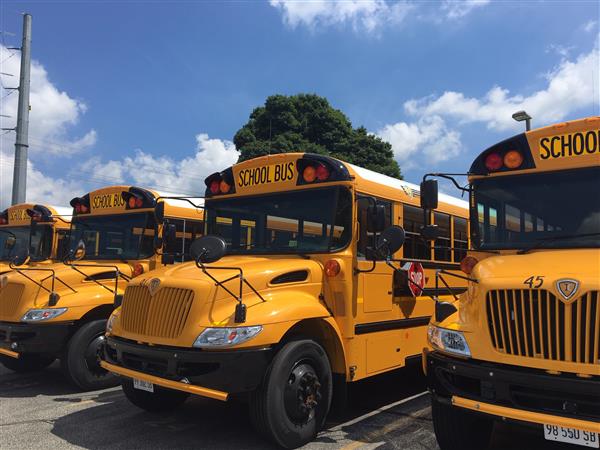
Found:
<box><xmin>133</xmin><ymin>378</ymin><xmax>154</xmax><ymax>393</ymax></box>
<box><xmin>544</xmin><ymin>424</ymin><xmax>599</xmax><ymax>448</ymax></box>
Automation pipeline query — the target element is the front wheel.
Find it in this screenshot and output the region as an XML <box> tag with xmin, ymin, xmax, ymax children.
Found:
<box><xmin>432</xmin><ymin>396</ymin><xmax>494</xmax><ymax>450</ymax></box>
<box><xmin>0</xmin><ymin>354</ymin><xmax>55</xmax><ymax>373</ymax></box>
<box><xmin>121</xmin><ymin>379</ymin><xmax>189</xmax><ymax>412</ymax></box>
<box><xmin>250</xmin><ymin>339</ymin><xmax>332</xmax><ymax>449</ymax></box>
<box><xmin>61</xmin><ymin>319</ymin><xmax>119</xmax><ymax>390</ymax></box>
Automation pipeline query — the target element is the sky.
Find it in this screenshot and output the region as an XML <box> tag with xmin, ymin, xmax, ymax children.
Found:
<box><xmin>0</xmin><ymin>0</ymin><xmax>598</xmax><ymax>208</ymax></box>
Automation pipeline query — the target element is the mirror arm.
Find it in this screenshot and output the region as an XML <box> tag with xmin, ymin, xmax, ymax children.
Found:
<box><xmin>65</xmin><ymin>263</ymin><xmax>124</xmax><ymax>294</ymax></box>
<box><xmin>154</xmin><ymin>196</ymin><xmax>205</xmax><ymax>210</ymax></box>
<box><xmin>422</xmin><ymin>173</ymin><xmax>472</xmax><ymax>193</ymax></box>
<box><xmin>435</xmin><ymin>271</ymin><xmax>459</xmax><ymax>301</ymax></box>
<box><xmin>354</xmin><ymin>259</ymin><xmax>376</xmax><ymax>275</ymax></box>
<box><xmin>438</xmin><ymin>268</ymin><xmax>478</xmax><ymax>284</ymax></box>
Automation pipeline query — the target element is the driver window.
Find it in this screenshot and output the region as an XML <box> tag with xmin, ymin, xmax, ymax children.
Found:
<box><xmin>357</xmin><ymin>196</ymin><xmax>392</xmax><ymax>259</ymax></box>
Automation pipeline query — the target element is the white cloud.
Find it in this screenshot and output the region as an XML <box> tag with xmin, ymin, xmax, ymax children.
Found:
<box><xmin>403</xmin><ymin>44</ymin><xmax>599</xmax><ymax>131</ymax></box>
<box><xmin>583</xmin><ymin>20</ymin><xmax>598</xmax><ymax>33</ymax></box>
<box><xmin>270</xmin><ymin>0</ymin><xmax>489</xmax><ymax>32</ymax></box>
<box><xmin>0</xmin><ymin>45</ymin><xmax>96</xmax><ymax>156</ymax></box>
<box><xmin>377</xmin><ymin>115</ymin><xmax>462</xmax><ymax>168</ymax></box>
<box><xmin>441</xmin><ymin>0</ymin><xmax>490</xmax><ymax>20</ymax></box>
<box><xmin>269</xmin><ymin>0</ymin><xmax>414</xmax><ymax>33</ymax></box>
<box><xmin>81</xmin><ymin>133</ymin><xmax>240</xmax><ymax>196</ymax></box>
<box><xmin>0</xmin><ymin>150</ymin><xmax>81</xmax><ymax>208</ymax></box>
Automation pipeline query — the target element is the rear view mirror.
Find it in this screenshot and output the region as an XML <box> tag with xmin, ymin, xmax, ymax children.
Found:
<box><xmin>420</xmin><ymin>179</ymin><xmax>439</xmax><ymax>210</ymax></box>
<box><xmin>420</xmin><ymin>224</ymin><xmax>440</xmax><ymax>241</ymax></box>
<box><xmin>367</xmin><ymin>204</ymin><xmax>386</xmax><ymax>233</ymax></box>
<box><xmin>376</xmin><ymin>226</ymin><xmax>406</xmax><ymax>258</ymax></box>
<box><xmin>163</xmin><ymin>223</ymin><xmax>177</xmax><ymax>249</ymax></box>
<box><xmin>190</xmin><ymin>235</ymin><xmax>227</xmax><ymax>264</ymax></box>
<box><xmin>11</xmin><ymin>246</ymin><xmax>30</xmax><ymax>267</ymax></box>
<box><xmin>154</xmin><ymin>202</ymin><xmax>165</xmax><ymax>223</ymax></box>
<box><xmin>68</xmin><ymin>239</ymin><xmax>86</xmax><ymax>262</ymax></box>
<box><xmin>4</xmin><ymin>235</ymin><xmax>16</xmax><ymax>252</ymax></box>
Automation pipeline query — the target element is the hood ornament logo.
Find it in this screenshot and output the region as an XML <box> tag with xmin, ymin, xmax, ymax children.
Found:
<box><xmin>147</xmin><ymin>278</ymin><xmax>161</xmax><ymax>296</ymax></box>
<box><xmin>0</xmin><ymin>275</ymin><xmax>7</xmax><ymax>289</ymax></box>
<box><xmin>556</xmin><ymin>279</ymin><xmax>579</xmax><ymax>302</ymax></box>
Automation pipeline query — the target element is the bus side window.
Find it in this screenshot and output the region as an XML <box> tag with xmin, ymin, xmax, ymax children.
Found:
<box><xmin>357</xmin><ymin>196</ymin><xmax>392</xmax><ymax>259</ymax></box>
<box><xmin>434</xmin><ymin>212</ymin><xmax>451</xmax><ymax>261</ymax></box>
<box><xmin>56</xmin><ymin>230</ymin><xmax>68</xmax><ymax>260</ymax></box>
<box><xmin>453</xmin><ymin>216</ymin><xmax>468</xmax><ymax>262</ymax></box>
<box><xmin>403</xmin><ymin>204</ymin><xmax>431</xmax><ymax>260</ymax></box>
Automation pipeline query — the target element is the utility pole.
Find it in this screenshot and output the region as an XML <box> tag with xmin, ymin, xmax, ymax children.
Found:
<box><xmin>11</xmin><ymin>13</ymin><xmax>32</xmax><ymax>205</ymax></box>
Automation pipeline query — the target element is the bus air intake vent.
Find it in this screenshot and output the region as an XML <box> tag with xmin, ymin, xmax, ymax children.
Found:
<box><xmin>0</xmin><ymin>283</ymin><xmax>25</xmax><ymax>320</ymax></box>
<box><xmin>120</xmin><ymin>285</ymin><xmax>194</xmax><ymax>339</ymax></box>
<box><xmin>271</xmin><ymin>270</ymin><xmax>309</xmax><ymax>285</ymax></box>
<box><xmin>486</xmin><ymin>290</ymin><xmax>599</xmax><ymax>365</ymax></box>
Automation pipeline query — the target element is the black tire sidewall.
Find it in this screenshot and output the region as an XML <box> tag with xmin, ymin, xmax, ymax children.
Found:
<box><xmin>263</xmin><ymin>339</ymin><xmax>333</xmax><ymax>448</ymax></box>
<box><xmin>432</xmin><ymin>397</ymin><xmax>493</xmax><ymax>450</ymax></box>
<box><xmin>63</xmin><ymin>319</ymin><xmax>117</xmax><ymax>390</ymax></box>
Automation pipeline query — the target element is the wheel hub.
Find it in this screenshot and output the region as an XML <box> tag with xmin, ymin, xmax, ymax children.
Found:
<box><xmin>284</xmin><ymin>362</ymin><xmax>322</xmax><ymax>424</ymax></box>
<box><xmin>84</xmin><ymin>333</ymin><xmax>107</xmax><ymax>376</ymax></box>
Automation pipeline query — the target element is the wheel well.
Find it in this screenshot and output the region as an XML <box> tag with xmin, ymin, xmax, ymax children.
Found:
<box><xmin>77</xmin><ymin>304</ymin><xmax>114</xmax><ymax>325</ymax></box>
<box><xmin>281</xmin><ymin>319</ymin><xmax>346</xmax><ymax>375</ymax></box>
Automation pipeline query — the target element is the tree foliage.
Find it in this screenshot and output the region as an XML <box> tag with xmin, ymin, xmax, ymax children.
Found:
<box><xmin>234</xmin><ymin>94</ymin><xmax>402</xmax><ymax>178</ymax></box>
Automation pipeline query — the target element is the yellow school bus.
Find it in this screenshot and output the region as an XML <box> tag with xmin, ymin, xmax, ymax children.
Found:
<box><xmin>423</xmin><ymin>117</ymin><xmax>600</xmax><ymax>450</ymax></box>
<box><xmin>0</xmin><ymin>186</ymin><xmax>204</xmax><ymax>389</ymax></box>
<box><xmin>0</xmin><ymin>203</ymin><xmax>71</xmax><ymax>274</ymax></box>
<box><xmin>101</xmin><ymin>153</ymin><xmax>469</xmax><ymax>447</ymax></box>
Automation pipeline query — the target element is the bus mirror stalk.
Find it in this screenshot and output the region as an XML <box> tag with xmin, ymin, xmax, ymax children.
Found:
<box><xmin>163</xmin><ymin>223</ymin><xmax>177</xmax><ymax>250</ymax></box>
<box><xmin>190</xmin><ymin>235</ymin><xmax>265</xmax><ymax>324</ymax></box>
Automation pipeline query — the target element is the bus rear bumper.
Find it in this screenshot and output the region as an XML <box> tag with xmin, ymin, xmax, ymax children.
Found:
<box><xmin>426</xmin><ymin>351</ymin><xmax>600</xmax><ymax>433</ymax></box>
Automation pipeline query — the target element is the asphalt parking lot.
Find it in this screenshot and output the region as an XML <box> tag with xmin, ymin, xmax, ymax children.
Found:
<box><xmin>0</xmin><ymin>361</ymin><xmax>576</xmax><ymax>450</ymax></box>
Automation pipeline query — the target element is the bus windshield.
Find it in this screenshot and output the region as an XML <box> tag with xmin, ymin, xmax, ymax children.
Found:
<box><xmin>473</xmin><ymin>167</ymin><xmax>600</xmax><ymax>250</ymax></box>
<box><xmin>0</xmin><ymin>225</ymin><xmax>53</xmax><ymax>261</ymax></box>
<box><xmin>206</xmin><ymin>187</ymin><xmax>352</xmax><ymax>255</ymax></box>
<box><xmin>69</xmin><ymin>213</ymin><xmax>156</xmax><ymax>260</ymax></box>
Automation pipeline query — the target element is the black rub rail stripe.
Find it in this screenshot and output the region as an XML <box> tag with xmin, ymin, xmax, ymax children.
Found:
<box><xmin>355</xmin><ymin>316</ymin><xmax>431</xmax><ymax>335</ymax></box>
<box><xmin>422</xmin><ymin>287</ymin><xmax>467</xmax><ymax>296</ymax></box>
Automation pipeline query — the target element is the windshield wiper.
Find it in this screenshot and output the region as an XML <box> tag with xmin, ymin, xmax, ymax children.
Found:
<box><xmin>517</xmin><ymin>232</ymin><xmax>600</xmax><ymax>254</ymax></box>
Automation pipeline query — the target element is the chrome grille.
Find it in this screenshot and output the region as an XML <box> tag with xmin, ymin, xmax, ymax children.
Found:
<box><xmin>0</xmin><ymin>283</ymin><xmax>25</xmax><ymax>320</ymax></box>
<box><xmin>486</xmin><ymin>290</ymin><xmax>599</xmax><ymax>364</ymax></box>
<box><xmin>120</xmin><ymin>285</ymin><xmax>194</xmax><ymax>339</ymax></box>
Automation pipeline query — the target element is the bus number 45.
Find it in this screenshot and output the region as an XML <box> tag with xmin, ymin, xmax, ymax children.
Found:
<box><xmin>524</xmin><ymin>275</ymin><xmax>544</xmax><ymax>289</ymax></box>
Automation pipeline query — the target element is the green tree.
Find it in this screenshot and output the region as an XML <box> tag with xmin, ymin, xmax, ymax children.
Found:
<box><xmin>234</xmin><ymin>94</ymin><xmax>402</xmax><ymax>179</ymax></box>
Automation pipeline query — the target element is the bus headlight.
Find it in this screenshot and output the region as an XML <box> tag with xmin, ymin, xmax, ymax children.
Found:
<box><xmin>193</xmin><ymin>326</ymin><xmax>262</xmax><ymax>348</ymax></box>
<box><xmin>21</xmin><ymin>308</ymin><xmax>68</xmax><ymax>322</ymax></box>
<box><xmin>428</xmin><ymin>324</ymin><xmax>471</xmax><ymax>357</ymax></box>
<box><xmin>106</xmin><ymin>314</ymin><xmax>117</xmax><ymax>334</ymax></box>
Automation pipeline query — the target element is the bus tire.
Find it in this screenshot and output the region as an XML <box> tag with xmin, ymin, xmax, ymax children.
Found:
<box><xmin>121</xmin><ymin>379</ymin><xmax>189</xmax><ymax>412</ymax></box>
<box><xmin>432</xmin><ymin>396</ymin><xmax>493</xmax><ymax>450</ymax></box>
<box><xmin>0</xmin><ymin>354</ymin><xmax>55</xmax><ymax>372</ymax></box>
<box><xmin>61</xmin><ymin>319</ymin><xmax>118</xmax><ymax>390</ymax></box>
<box><xmin>250</xmin><ymin>339</ymin><xmax>332</xmax><ymax>449</ymax></box>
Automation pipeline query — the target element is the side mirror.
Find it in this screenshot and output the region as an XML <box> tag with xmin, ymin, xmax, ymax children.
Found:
<box><xmin>420</xmin><ymin>179</ymin><xmax>439</xmax><ymax>210</ymax></box>
<box><xmin>68</xmin><ymin>239</ymin><xmax>86</xmax><ymax>262</ymax></box>
<box><xmin>420</xmin><ymin>224</ymin><xmax>440</xmax><ymax>241</ymax></box>
<box><xmin>163</xmin><ymin>223</ymin><xmax>177</xmax><ymax>249</ymax></box>
<box><xmin>11</xmin><ymin>246</ymin><xmax>30</xmax><ymax>267</ymax></box>
<box><xmin>376</xmin><ymin>226</ymin><xmax>405</xmax><ymax>258</ymax></box>
<box><xmin>4</xmin><ymin>235</ymin><xmax>16</xmax><ymax>252</ymax></box>
<box><xmin>154</xmin><ymin>202</ymin><xmax>165</xmax><ymax>223</ymax></box>
<box><xmin>367</xmin><ymin>204</ymin><xmax>386</xmax><ymax>233</ymax></box>
<box><xmin>190</xmin><ymin>235</ymin><xmax>227</xmax><ymax>263</ymax></box>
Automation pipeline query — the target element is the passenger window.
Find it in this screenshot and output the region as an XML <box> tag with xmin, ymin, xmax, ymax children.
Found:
<box><xmin>434</xmin><ymin>212</ymin><xmax>451</xmax><ymax>261</ymax></box>
<box><xmin>357</xmin><ymin>196</ymin><xmax>392</xmax><ymax>259</ymax></box>
<box><xmin>453</xmin><ymin>217</ymin><xmax>468</xmax><ymax>262</ymax></box>
<box><xmin>402</xmin><ymin>204</ymin><xmax>431</xmax><ymax>260</ymax></box>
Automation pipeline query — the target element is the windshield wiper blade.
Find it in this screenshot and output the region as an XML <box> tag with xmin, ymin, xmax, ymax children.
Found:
<box><xmin>517</xmin><ymin>232</ymin><xmax>600</xmax><ymax>254</ymax></box>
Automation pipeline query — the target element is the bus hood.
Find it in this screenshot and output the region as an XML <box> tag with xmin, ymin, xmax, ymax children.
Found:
<box><xmin>111</xmin><ymin>255</ymin><xmax>326</xmax><ymax>346</ymax></box>
<box><xmin>0</xmin><ymin>261</ymin><xmax>134</xmax><ymax>322</ymax></box>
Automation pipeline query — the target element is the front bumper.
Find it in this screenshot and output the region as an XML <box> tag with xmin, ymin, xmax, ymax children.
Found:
<box><xmin>102</xmin><ymin>335</ymin><xmax>273</xmax><ymax>397</ymax></box>
<box><xmin>427</xmin><ymin>351</ymin><xmax>600</xmax><ymax>432</ymax></box>
<box><xmin>0</xmin><ymin>321</ymin><xmax>73</xmax><ymax>356</ymax></box>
